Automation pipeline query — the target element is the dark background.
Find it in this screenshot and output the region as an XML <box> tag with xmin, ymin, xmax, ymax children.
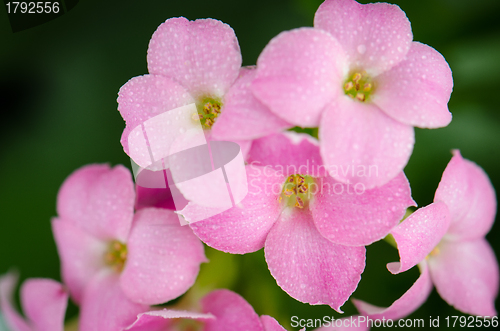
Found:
<box><xmin>1</xmin><ymin>0</ymin><xmax>499</xmax><ymax>329</ymax></box>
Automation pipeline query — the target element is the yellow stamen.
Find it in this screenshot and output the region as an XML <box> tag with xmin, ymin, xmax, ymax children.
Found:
<box><xmin>295</xmin><ymin>196</ymin><xmax>304</xmax><ymax>208</ymax></box>
<box><xmin>356</xmin><ymin>93</ymin><xmax>366</xmax><ymax>101</ymax></box>
<box><xmin>279</xmin><ymin>174</ymin><xmax>315</xmax><ymax>209</ymax></box>
<box><xmin>343</xmin><ymin>71</ymin><xmax>374</xmax><ymax>102</ymax></box>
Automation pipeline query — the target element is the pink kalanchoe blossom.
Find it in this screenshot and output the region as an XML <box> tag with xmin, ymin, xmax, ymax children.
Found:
<box><xmin>0</xmin><ymin>272</ymin><xmax>68</xmax><ymax>331</ymax></box>
<box><xmin>181</xmin><ymin>132</ymin><xmax>415</xmax><ymax>311</ymax></box>
<box><xmin>51</xmin><ymin>164</ymin><xmax>207</xmax><ymax>330</ymax></box>
<box><xmin>372</xmin><ymin>150</ymin><xmax>498</xmax><ymax>316</ymax></box>
<box><xmin>124</xmin><ymin>289</ymin><xmax>295</xmax><ymax>331</ymax></box>
<box><xmin>118</xmin><ymin>17</ymin><xmax>292</xmax><ymax>169</ymax></box>
<box><xmin>251</xmin><ymin>0</ymin><xmax>453</xmax><ymax>189</ymax></box>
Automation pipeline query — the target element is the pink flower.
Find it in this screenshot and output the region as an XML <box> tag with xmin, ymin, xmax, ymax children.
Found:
<box><xmin>124</xmin><ymin>289</ymin><xmax>292</xmax><ymax>331</ymax></box>
<box><xmin>51</xmin><ymin>164</ymin><xmax>207</xmax><ymax>330</ymax></box>
<box><xmin>181</xmin><ymin>132</ymin><xmax>415</xmax><ymax>311</ymax></box>
<box><xmin>118</xmin><ymin>18</ymin><xmax>291</xmax><ymax>169</ymax></box>
<box><xmin>251</xmin><ymin>0</ymin><xmax>453</xmax><ymax>189</ymax></box>
<box><xmin>0</xmin><ymin>272</ymin><xmax>68</xmax><ymax>331</ymax></box>
<box><xmin>357</xmin><ymin>150</ymin><xmax>498</xmax><ymax>316</ymax></box>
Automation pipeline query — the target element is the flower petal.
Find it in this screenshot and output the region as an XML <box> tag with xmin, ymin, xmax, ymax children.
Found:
<box><xmin>352</xmin><ymin>264</ymin><xmax>433</xmax><ymax>320</ymax></box>
<box><xmin>20</xmin><ymin>279</ymin><xmax>68</xmax><ymax>331</ymax></box>
<box><xmin>265</xmin><ymin>209</ymin><xmax>365</xmax><ymax>312</ymax></box>
<box><xmin>0</xmin><ymin>272</ymin><xmax>31</xmax><ymax>331</ymax></box>
<box><xmin>51</xmin><ymin>219</ymin><xmax>106</xmax><ymax>304</ymax></box>
<box><xmin>428</xmin><ymin>238</ymin><xmax>499</xmax><ymax>316</ymax></box>
<box><xmin>124</xmin><ymin>309</ymin><xmax>214</xmax><ymax>331</ymax></box>
<box><xmin>247</xmin><ymin>132</ymin><xmax>325</xmax><ymax>177</ymax></box>
<box><xmin>373</xmin><ymin>42</ymin><xmax>453</xmax><ymax>128</ymax></box>
<box><xmin>201</xmin><ymin>289</ymin><xmax>264</xmax><ymax>331</ymax></box>
<box><xmin>314</xmin><ymin>0</ymin><xmax>412</xmax><ymax>75</ymax></box>
<box><xmin>434</xmin><ymin>150</ymin><xmax>497</xmax><ymax>240</ymax></box>
<box><xmin>319</xmin><ymin>98</ymin><xmax>414</xmax><ymax>189</ymax></box>
<box><xmin>120</xmin><ymin>208</ymin><xmax>206</xmax><ymax>305</ymax></box>
<box><xmin>211</xmin><ymin>67</ymin><xmax>292</xmax><ymax>141</ymax></box>
<box><xmin>118</xmin><ymin>74</ymin><xmax>195</xmax><ymax>165</ymax></box>
<box><xmin>186</xmin><ymin>165</ymin><xmax>284</xmax><ymax>254</ymax></box>
<box><xmin>311</xmin><ymin>172</ymin><xmax>415</xmax><ymax>247</ymax></box>
<box><xmin>79</xmin><ymin>273</ymin><xmax>149</xmax><ymax>331</ymax></box>
<box><xmin>147</xmin><ymin>17</ymin><xmax>241</xmax><ymax>98</ymax></box>
<box><xmin>387</xmin><ymin>202</ymin><xmax>450</xmax><ymax>274</ymax></box>
<box><xmin>56</xmin><ymin>164</ymin><xmax>135</xmax><ymax>241</ymax></box>
<box><xmin>252</xmin><ymin>28</ymin><xmax>347</xmax><ymax>127</ymax></box>
<box><xmin>261</xmin><ymin>315</ymin><xmax>287</xmax><ymax>331</ymax></box>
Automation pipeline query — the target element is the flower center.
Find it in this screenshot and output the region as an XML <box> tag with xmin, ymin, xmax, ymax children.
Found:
<box><xmin>343</xmin><ymin>71</ymin><xmax>374</xmax><ymax>102</ymax></box>
<box><xmin>193</xmin><ymin>97</ymin><xmax>222</xmax><ymax>128</ymax></box>
<box><xmin>278</xmin><ymin>174</ymin><xmax>315</xmax><ymax>209</ymax></box>
<box><xmin>104</xmin><ymin>240</ymin><xmax>128</xmax><ymax>273</ymax></box>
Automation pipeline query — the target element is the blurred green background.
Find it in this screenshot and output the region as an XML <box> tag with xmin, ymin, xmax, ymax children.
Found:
<box><xmin>1</xmin><ymin>0</ymin><xmax>499</xmax><ymax>329</ymax></box>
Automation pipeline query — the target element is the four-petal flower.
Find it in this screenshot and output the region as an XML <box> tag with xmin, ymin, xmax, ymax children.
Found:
<box><xmin>183</xmin><ymin>132</ymin><xmax>414</xmax><ymax>311</ymax></box>
<box><xmin>51</xmin><ymin>164</ymin><xmax>207</xmax><ymax>330</ymax></box>
<box><xmin>251</xmin><ymin>0</ymin><xmax>453</xmax><ymax>188</ymax></box>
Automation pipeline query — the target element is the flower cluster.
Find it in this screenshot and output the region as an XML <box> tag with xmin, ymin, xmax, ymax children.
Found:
<box><xmin>0</xmin><ymin>0</ymin><xmax>497</xmax><ymax>330</ymax></box>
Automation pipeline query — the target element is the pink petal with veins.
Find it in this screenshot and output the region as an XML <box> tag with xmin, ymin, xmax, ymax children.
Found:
<box><xmin>79</xmin><ymin>273</ymin><xmax>149</xmax><ymax>331</ymax></box>
<box><xmin>252</xmin><ymin>28</ymin><xmax>346</xmax><ymax>127</ymax></box>
<box><xmin>147</xmin><ymin>17</ymin><xmax>241</xmax><ymax>99</ymax></box>
<box><xmin>373</xmin><ymin>42</ymin><xmax>453</xmax><ymax>128</ymax></box>
<box><xmin>20</xmin><ymin>279</ymin><xmax>68</xmax><ymax>331</ymax></box>
<box><xmin>211</xmin><ymin>67</ymin><xmax>292</xmax><ymax>141</ymax></box>
<box><xmin>428</xmin><ymin>239</ymin><xmax>499</xmax><ymax>316</ymax></box>
<box><xmin>51</xmin><ymin>219</ymin><xmax>106</xmax><ymax>304</ymax></box>
<box><xmin>118</xmin><ymin>74</ymin><xmax>194</xmax><ymax>163</ymax></box>
<box><xmin>56</xmin><ymin>164</ymin><xmax>135</xmax><ymax>241</ymax></box>
<box><xmin>247</xmin><ymin>132</ymin><xmax>325</xmax><ymax>177</ymax></box>
<box><xmin>387</xmin><ymin>202</ymin><xmax>450</xmax><ymax>274</ymax></box>
<box><xmin>311</xmin><ymin>172</ymin><xmax>415</xmax><ymax>247</ymax></box>
<box><xmin>202</xmin><ymin>289</ymin><xmax>264</xmax><ymax>331</ymax></box>
<box><xmin>265</xmin><ymin>209</ymin><xmax>365</xmax><ymax>312</ymax></box>
<box><xmin>314</xmin><ymin>0</ymin><xmax>412</xmax><ymax>75</ymax></box>
<box><xmin>319</xmin><ymin>98</ymin><xmax>414</xmax><ymax>189</ymax></box>
<box><xmin>120</xmin><ymin>208</ymin><xmax>206</xmax><ymax>305</ymax></box>
<box><xmin>187</xmin><ymin>165</ymin><xmax>284</xmax><ymax>254</ymax></box>
<box><xmin>124</xmin><ymin>309</ymin><xmax>214</xmax><ymax>331</ymax></box>
<box><xmin>434</xmin><ymin>150</ymin><xmax>497</xmax><ymax>240</ymax></box>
